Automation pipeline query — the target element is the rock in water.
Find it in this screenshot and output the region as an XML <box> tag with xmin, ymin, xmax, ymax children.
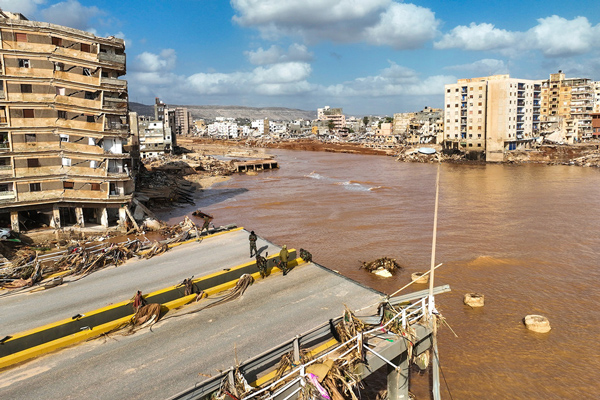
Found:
<box><xmin>464</xmin><ymin>293</ymin><xmax>485</xmax><ymax>307</ymax></box>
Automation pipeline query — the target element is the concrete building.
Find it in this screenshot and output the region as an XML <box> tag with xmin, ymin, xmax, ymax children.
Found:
<box><xmin>0</xmin><ymin>10</ymin><xmax>134</xmax><ymax>231</ymax></box>
<box><xmin>541</xmin><ymin>71</ymin><xmax>594</xmax><ymax>142</ymax></box>
<box><xmin>138</xmin><ymin>118</ymin><xmax>172</xmax><ymax>158</ymax></box>
<box><xmin>392</xmin><ymin>112</ymin><xmax>415</xmax><ymax>137</ymax></box>
<box><xmin>251</xmin><ymin>118</ymin><xmax>269</xmax><ymax>136</ymax></box>
<box><xmin>444</xmin><ymin>74</ymin><xmax>542</xmax><ymax>161</ymax></box>
<box><xmin>317</xmin><ymin>106</ymin><xmax>346</xmax><ymax>131</ymax></box>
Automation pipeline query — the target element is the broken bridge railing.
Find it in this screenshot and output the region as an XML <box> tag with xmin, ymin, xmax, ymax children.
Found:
<box><xmin>169</xmin><ymin>285</ymin><xmax>451</xmax><ymax>400</ymax></box>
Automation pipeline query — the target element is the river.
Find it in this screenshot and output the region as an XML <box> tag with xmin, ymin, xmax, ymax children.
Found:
<box><xmin>158</xmin><ymin>149</ymin><xmax>600</xmax><ymax>399</ymax></box>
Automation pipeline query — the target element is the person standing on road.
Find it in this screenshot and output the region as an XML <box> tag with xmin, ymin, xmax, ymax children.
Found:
<box><xmin>201</xmin><ymin>213</ymin><xmax>213</xmax><ymax>234</ymax></box>
<box><xmin>279</xmin><ymin>245</ymin><xmax>289</xmax><ymax>276</ymax></box>
<box><xmin>249</xmin><ymin>231</ymin><xmax>258</xmax><ymax>257</ymax></box>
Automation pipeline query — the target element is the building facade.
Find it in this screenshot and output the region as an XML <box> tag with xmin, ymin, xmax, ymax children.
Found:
<box><xmin>0</xmin><ymin>11</ymin><xmax>133</xmax><ymax>231</ymax></box>
<box><xmin>540</xmin><ymin>71</ymin><xmax>594</xmax><ymax>142</ymax></box>
<box><xmin>444</xmin><ymin>74</ymin><xmax>541</xmax><ymax>161</ymax></box>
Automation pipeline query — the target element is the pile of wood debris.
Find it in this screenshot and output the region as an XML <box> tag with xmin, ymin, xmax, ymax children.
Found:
<box><xmin>137</xmin><ymin>151</ymin><xmax>237</xmax><ymax>209</ymax></box>
<box><xmin>361</xmin><ymin>257</ymin><xmax>402</xmax><ymax>278</ymax></box>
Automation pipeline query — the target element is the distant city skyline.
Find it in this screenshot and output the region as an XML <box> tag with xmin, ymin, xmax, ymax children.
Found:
<box><xmin>5</xmin><ymin>0</ymin><xmax>600</xmax><ymax>115</ymax></box>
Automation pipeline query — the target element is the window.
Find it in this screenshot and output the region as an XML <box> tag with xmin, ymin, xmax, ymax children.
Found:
<box><xmin>27</xmin><ymin>158</ymin><xmax>40</xmax><ymax>167</ymax></box>
<box><xmin>81</xmin><ymin>43</ymin><xmax>91</xmax><ymax>52</ymax></box>
<box><xmin>101</xmin><ymin>71</ymin><xmax>109</xmax><ymax>78</ymax></box>
<box><xmin>82</xmin><ymin>67</ymin><xmax>91</xmax><ymax>76</ymax></box>
<box><xmin>29</xmin><ymin>182</ymin><xmax>41</xmax><ymax>192</ymax></box>
<box><xmin>56</xmin><ymin>87</ymin><xmax>65</xmax><ymax>96</ymax></box>
<box><xmin>25</xmin><ymin>133</ymin><xmax>36</xmax><ymax>143</ymax></box>
<box><xmin>55</xmin><ymin>62</ymin><xmax>64</xmax><ymax>71</ymax></box>
<box><xmin>86</xmin><ymin>115</ymin><xmax>95</xmax><ymax>123</ymax></box>
<box><xmin>90</xmin><ymin>183</ymin><xmax>100</xmax><ymax>191</ymax></box>
<box><xmin>63</xmin><ymin>181</ymin><xmax>74</xmax><ymax>189</ymax></box>
<box><xmin>51</xmin><ymin>37</ymin><xmax>62</xmax><ymax>46</ymax></box>
<box><xmin>62</xmin><ymin>157</ymin><xmax>71</xmax><ymax>166</ymax></box>
<box><xmin>59</xmin><ymin>134</ymin><xmax>69</xmax><ymax>142</ymax></box>
<box><xmin>23</xmin><ymin>109</ymin><xmax>34</xmax><ymax>118</ymax></box>
<box><xmin>58</xmin><ymin>110</ymin><xmax>67</xmax><ymax>119</ymax></box>
<box><xmin>18</xmin><ymin>59</ymin><xmax>30</xmax><ymax>68</ymax></box>
<box><xmin>84</xmin><ymin>91</ymin><xmax>95</xmax><ymax>100</ymax></box>
<box><xmin>21</xmin><ymin>84</ymin><xmax>32</xmax><ymax>93</ymax></box>
<box><xmin>15</xmin><ymin>33</ymin><xmax>27</xmax><ymax>42</ymax></box>
<box><xmin>477</xmin><ymin>143</ymin><xmax>482</xmax><ymax>147</ymax></box>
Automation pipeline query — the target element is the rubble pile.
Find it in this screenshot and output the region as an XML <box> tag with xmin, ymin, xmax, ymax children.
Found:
<box><xmin>568</xmin><ymin>153</ymin><xmax>600</xmax><ymax>168</ymax></box>
<box><xmin>137</xmin><ymin>152</ymin><xmax>236</xmax><ymax>209</ymax></box>
<box><xmin>361</xmin><ymin>257</ymin><xmax>402</xmax><ymax>276</ymax></box>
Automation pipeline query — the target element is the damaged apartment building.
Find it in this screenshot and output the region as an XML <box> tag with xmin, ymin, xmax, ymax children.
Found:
<box><xmin>0</xmin><ymin>10</ymin><xmax>134</xmax><ymax>232</ymax></box>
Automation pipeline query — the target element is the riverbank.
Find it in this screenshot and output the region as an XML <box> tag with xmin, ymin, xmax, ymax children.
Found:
<box><xmin>182</xmin><ymin>137</ymin><xmax>600</xmax><ymax>167</ymax></box>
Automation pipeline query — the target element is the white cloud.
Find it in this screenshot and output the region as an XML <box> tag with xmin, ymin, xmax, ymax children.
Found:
<box><xmin>134</xmin><ymin>49</ymin><xmax>177</xmax><ymax>72</ymax></box>
<box><xmin>231</xmin><ymin>0</ymin><xmax>439</xmax><ymax>49</ymax></box>
<box><xmin>245</xmin><ymin>44</ymin><xmax>313</xmax><ymax>65</ymax></box>
<box><xmin>0</xmin><ymin>0</ymin><xmax>45</xmax><ymax>17</ymax></box>
<box><xmin>128</xmin><ymin>49</ymin><xmax>314</xmax><ymax>101</ymax></box>
<box><xmin>40</xmin><ymin>0</ymin><xmax>102</xmax><ymax>31</ymax></box>
<box><xmin>434</xmin><ymin>22</ymin><xmax>516</xmax><ymax>51</ymax></box>
<box><xmin>435</xmin><ymin>16</ymin><xmax>600</xmax><ymax>58</ymax></box>
<box><xmin>321</xmin><ymin>62</ymin><xmax>454</xmax><ymax>97</ymax></box>
<box><xmin>364</xmin><ymin>3</ymin><xmax>439</xmax><ymax>49</ymax></box>
<box><xmin>445</xmin><ymin>59</ymin><xmax>508</xmax><ymax>75</ymax></box>
<box><xmin>529</xmin><ymin>16</ymin><xmax>600</xmax><ymax>57</ymax></box>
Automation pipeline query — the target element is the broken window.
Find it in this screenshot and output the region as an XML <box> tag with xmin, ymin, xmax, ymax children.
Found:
<box><xmin>52</xmin><ymin>37</ymin><xmax>62</xmax><ymax>46</ymax></box>
<box><xmin>57</xmin><ymin>110</ymin><xmax>67</xmax><ymax>119</ymax></box>
<box><xmin>82</xmin><ymin>67</ymin><xmax>91</xmax><ymax>76</ymax></box>
<box><xmin>55</xmin><ymin>62</ymin><xmax>64</xmax><ymax>71</ymax></box>
<box><xmin>84</xmin><ymin>91</ymin><xmax>95</xmax><ymax>100</ymax></box>
<box><xmin>23</xmin><ymin>109</ymin><xmax>34</xmax><ymax>118</ymax></box>
<box><xmin>90</xmin><ymin>183</ymin><xmax>100</xmax><ymax>191</ymax></box>
<box><xmin>18</xmin><ymin>59</ymin><xmax>30</xmax><ymax>68</ymax></box>
<box><xmin>29</xmin><ymin>182</ymin><xmax>41</xmax><ymax>192</ymax></box>
<box><xmin>27</xmin><ymin>158</ymin><xmax>40</xmax><ymax>167</ymax></box>
<box><xmin>21</xmin><ymin>84</ymin><xmax>32</xmax><ymax>93</ymax></box>
<box><xmin>86</xmin><ymin>115</ymin><xmax>95</xmax><ymax>123</ymax></box>
<box><xmin>59</xmin><ymin>134</ymin><xmax>69</xmax><ymax>142</ymax></box>
<box><xmin>63</xmin><ymin>181</ymin><xmax>74</xmax><ymax>189</ymax></box>
<box><xmin>25</xmin><ymin>134</ymin><xmax>36</xmax><ymax>143</ymax></box>
<box><xmin>81</xmin><ymin>43</ymin><xmax>91</xmax><ymax>52</ymax></box>
<box><xmin>15</xmin><ymin>33</ymin><xmax>27</xmax><ymax>42</ymax></box>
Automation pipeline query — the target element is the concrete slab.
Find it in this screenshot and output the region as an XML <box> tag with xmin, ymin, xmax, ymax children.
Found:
<box><xmin>0</xmin><ymin>229</ymin><xmax>274</xmax><ymax>335</ymax></box>
<box><xmin>0</xmin><ymin>262</ymin><xmax>382</xmax><ymax>400</ymax></box>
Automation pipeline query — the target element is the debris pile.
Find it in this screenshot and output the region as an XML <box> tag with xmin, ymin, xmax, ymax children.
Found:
<box><xmin>569</xmin><ymin>153</ymin><xmax>600</xmax><ymax>168</ymax></box>
<box><xmin>361</xmin><ymin>257</ymin><xmax>402</xmax><ymax>277</ymax></box>
<box><xmin>137</xmin><ymin>151</ymin><xmax>237</xmax><ymax>209</ymax></box>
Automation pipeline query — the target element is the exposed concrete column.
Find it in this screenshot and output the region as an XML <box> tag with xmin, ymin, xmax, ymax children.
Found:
<box><xmin>75</xmin><ymin>207</ymin><xmax>85</xmax><ymax>227</ymax></box>
<box><xmin>100</xmin><ymin>207</ymin><xmax>109</xmax><ymax>227</ymax></box>
<box><xmin>50</xmin><ymin>205</ymin><xmax>61</xmax><ymax>228</ymax></box>
<box><xmin>387</xmin><ymin>351</ymin><xmax>410</xmax><ymax>400</ymax></box>
<box><xmin>10</xmin><ymin>211</ymin><xmax>19</xmax><ymax>232</ymax></box>
<box><xmin>118</xmin><ymin>206</ymin><xmax>127</xmax><ymax>226</ymax></box>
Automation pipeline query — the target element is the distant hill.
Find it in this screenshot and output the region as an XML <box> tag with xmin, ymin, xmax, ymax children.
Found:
<box><xmin>129</xmin><ymin>102</ymin><xmax>316</xmax><ymax>121</ymax></box>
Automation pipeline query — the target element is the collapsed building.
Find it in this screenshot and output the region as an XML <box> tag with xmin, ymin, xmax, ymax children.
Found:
<box><xmin>0</xmin><ymin>10</ymin><xmax>134</xmax><ymax>232</ymax></box>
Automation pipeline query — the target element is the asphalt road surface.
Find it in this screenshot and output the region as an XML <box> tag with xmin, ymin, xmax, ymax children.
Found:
<box><xmin>0</xmin><ymin>258</ymin><xmax>382</xmax><ymax>399</ymax></box>
<box><xmin>0</xmin><ymin>229</ymin><xmax>273</xmax><ymax>335</ymax></box>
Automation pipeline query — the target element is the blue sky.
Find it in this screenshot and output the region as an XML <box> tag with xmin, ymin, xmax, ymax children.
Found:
<box><xmin>4</xmin><ymin>0</ymin><xmax>600</xmax><ymax>115</ymax></box>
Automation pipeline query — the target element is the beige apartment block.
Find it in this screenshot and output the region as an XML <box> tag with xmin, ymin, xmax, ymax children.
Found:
<box><xmin>444</xmin><ymin>75</ymin><xmax>541</xmax><ymax>162</ymax></box>
<box><xmin>541</xmin><ymin>71</ymin><xmax>594</xmax><ymax>142</ymax></box>
<box><xmin>317</xmin><ymin>106</ymin><xmax>346</xmax><ymax>131</ymax></box>
<box><xmin>0</xmin><ymin>10</ymin><xmax>133</xmax><ymax>231</ymax></box>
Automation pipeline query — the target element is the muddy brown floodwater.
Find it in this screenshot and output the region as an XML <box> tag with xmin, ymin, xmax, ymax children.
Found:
<box><xmin>158</xmin><ymin>149</ymin><xmax>600</xmax><ymax>399</ymax></box>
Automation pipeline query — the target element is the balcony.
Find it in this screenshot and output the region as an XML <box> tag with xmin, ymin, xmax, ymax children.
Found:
<box><xmin>98</xmin><ymin>52</ymin><xmax>126</xmax><ymax>65</ymax></box>
<box><xmin>0</xmin><ymin>143</ymin><xmax>9</xmax><ymax>151</ymax></box>
<box><xmin>104</xmin><ymin>122</ymin><xmax>129</xmax><ymax>133</ymax></box>
<box><xmin>517</xmin><ymin>108</ymin><xmax>524</xmax><ymax>114</ymax></box>
<box><xmin>101</xmin><ymin>77</ymin><xmax>127</xmax><ymax>88</ymax></box>
<box><xmin>103</xmin><ymin>97</ymin><xmax>128</xmax><ymax>111</ymax></box>
<box><xmin>0</xmin><ymin>190</ymin><xmax>15</xmax><ymax>202</ymax></box>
